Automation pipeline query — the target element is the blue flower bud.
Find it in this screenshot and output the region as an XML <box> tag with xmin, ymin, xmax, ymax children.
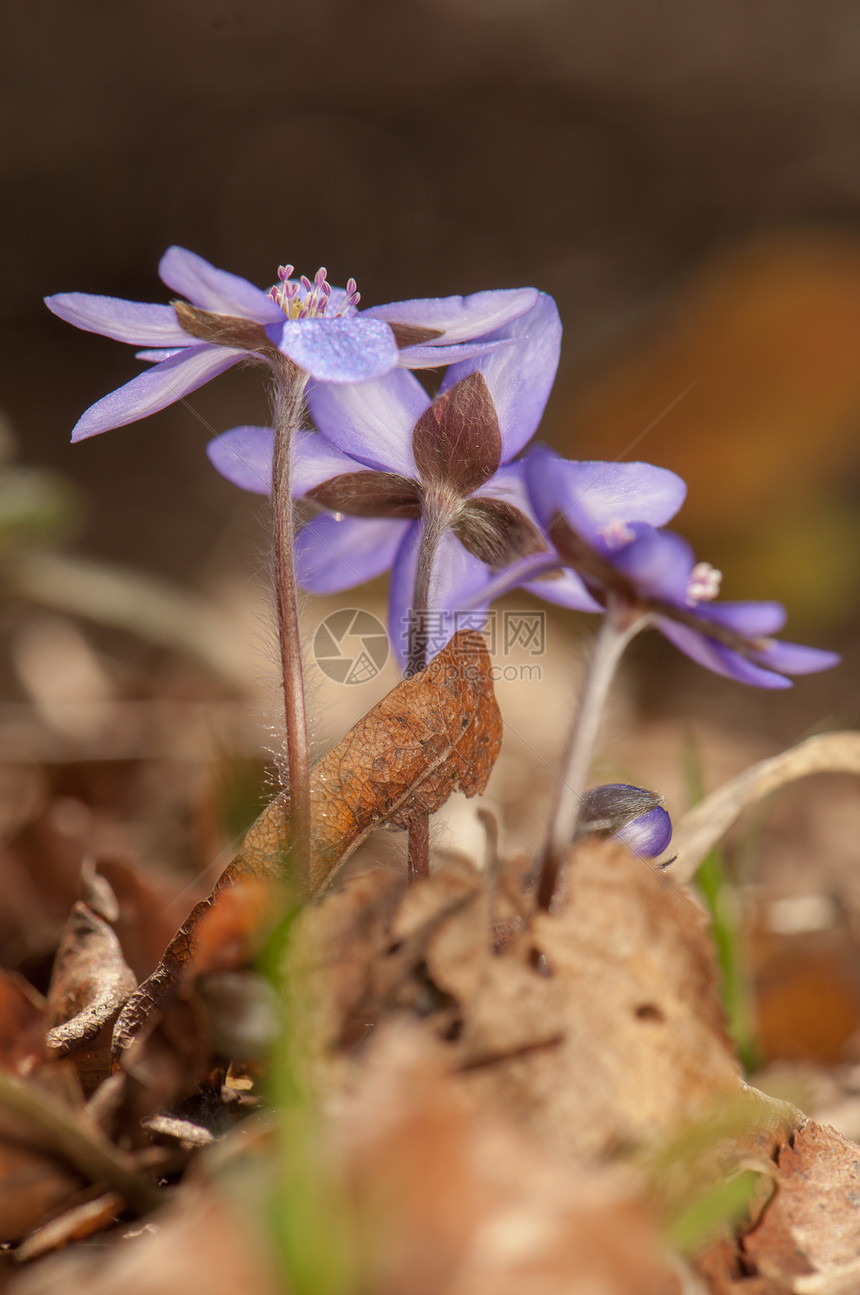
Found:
<box><xmin>577</xmin><ymin>783</ymin><xmax>672</xmax><ymax>858</ymax></box>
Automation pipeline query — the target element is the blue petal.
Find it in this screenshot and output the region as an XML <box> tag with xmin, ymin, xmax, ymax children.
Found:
<box><xmin>525</xmin><ymin>446</ymin><xmax>687</xmax><ymax>541</ymax></box>
<box><xmin>610</xmin><ymin>529</ymin><xmax>696</xmax><ymax>603</ymax></box>
<box><xmin>292</xmin><ymin>431</ymin><xmax>368</xmax><ymax>496</ymax></box>
<box><xmin>395</xmin><ymin>337</ymin><xmax>516</xmax><ymax>368</ymax></box>
<box><xmin>479</xmin><ymin>462</ymin><xmax>602</xmax><ymax>612</ymax></box>
<box><xmin>749</xmin><ymin>640</ymin><xmax>841</xmax><ymax>676</ymax></box>
<box><xmin>270</xmin><ymin>317</ymin><xmax>400</xmax><ymax>383</ymax></box>
<box><xmin>362</xmin><ymin>287</ymin><xmax>538</xmax><ymax>343</ymax></box>
<box><xmin>296</xmin><ymin>514</ymin><xmax>412</xmax><ymax>595</ymax></box>
<box><xmin>70</xmin><ymin>345</ymin><xmax>245</xmax><ymax>441</ymax></box>
<box><xmin>135</xmin><ymin>348</ymin><xmax>185</xmax><ymax>362</ymax></box>
<box><xmin>614</xmin><ymin>805</ymin><xmax>673</xmax><ymax>858</ymax></box>
<box><xmin>695</xmin><ymin>601</ymin><xmax>787</xmax><ymax>636</ymax></box>
<box><xmin>45</xmin><ymin>293</ymin><xmax>190</xmax><ymax>346</ymax></box>
<box><xmin>158</xmin><ymin>247</ymin><xmax>282</xmax><ymax>324</ymax></box>
<box><xmin>207</xmin><ymin>426</ymin><xmax>274</xmax><ymax>495</ymax></box>
<box><xmin>655</xmin><ymin>618</ymin><xmax>793</xmax><ymax>688</ymax></box>
<box><xmin>441</xmin><ymin>294</ymin><xmax>562</xmax><ymax>462</ymax></box>
<box><xmin>307</xmin><ymin>368</ymin><xmax>427</xmax><ymax>477</ymax></box>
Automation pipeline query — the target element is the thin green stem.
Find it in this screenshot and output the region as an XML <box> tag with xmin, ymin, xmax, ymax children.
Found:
<box><xmin>270</xmin><ymin>359</ymin><xmax>311</xmax><ymax>892</ymax></box>
<box><xmin>537</xmin><ymin>599</ymin><xmax>648</xmax><ymax>911</ymax></box>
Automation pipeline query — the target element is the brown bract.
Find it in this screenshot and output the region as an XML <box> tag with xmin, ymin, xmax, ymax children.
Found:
<box><xmin>172</xmin><ymin>301</ymin><xmax>271</xmax><ymax>353</ymax></box>
<box><xmin>412</xmin><ymin>372</ymin><xmax>502</xmax><ymax>496</ymax></box>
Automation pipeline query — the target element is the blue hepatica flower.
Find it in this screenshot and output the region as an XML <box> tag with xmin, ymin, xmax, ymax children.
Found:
<box><xmin>577</xmin><ymin>783</ymin><xmax>673</xmax><ymax>858</ymax></box>
<box><xmin>209</xmin><ymin>295</ymin><xmax>689</xmax><ymax>670</ymax></box>
<box><xmin>517</xmin><ymin>444</ymin><xmax>841</xmax><ymax>689</ymax></box>
<box><xmin>45</xmin><ymin>247</ymin><xmax>539</xmax><ymax>442</ymax></box>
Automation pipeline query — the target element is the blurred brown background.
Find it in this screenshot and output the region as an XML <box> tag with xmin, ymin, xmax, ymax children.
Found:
<box><xmin>1</xmin><ymin>0</ymin><xmax>858</xmax><ymax>732</ymax></box>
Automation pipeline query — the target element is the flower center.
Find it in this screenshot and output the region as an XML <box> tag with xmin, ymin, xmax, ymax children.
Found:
<box><xmin>598</xmin><ymin>519</ymin><xmax>635</xmax><ymax>549</ymax></box>
<box><xmin>686</xmin><ymin>561</ymin><xmax>722</xmax><ymax>603</ymax></box>
<box><xmin>267</xmin><ymin>265</ymin><xmax>360</xmax><ymax>320</ymax></box>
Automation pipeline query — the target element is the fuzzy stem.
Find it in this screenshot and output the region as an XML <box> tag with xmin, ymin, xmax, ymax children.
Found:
<box><xmin>270</xmin><ymin>359</ymin><xmax>311</xmax><ymax>892</ymax></box>
<box><xmin>406</xmin><ymin>502</ymin><xmax>450</xmax><ymax>881</ymax></box>
<box><xmin>537</xmin><ymin>599</ymin><xmax>648</xmax><ymax>911</ymax></box>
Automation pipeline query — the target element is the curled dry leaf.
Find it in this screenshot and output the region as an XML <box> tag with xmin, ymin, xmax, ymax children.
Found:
<box><xmin>46</xmin><ymin>902</ymin><xmax>137</xmax><ymax>1060</ymax></box>
<box><xmin>699</xmin><ymin>1118</ymin><xmax>860</xmax><ymax>1294</ymax></box>
<box><xmin>13</xmin><ymin>1191</ymin><xmax>124</xmax><ymax>1264</ymax></box>
<box><xmin>113</xmin><ymin>631</ymin><xmax>501</xmax><ymax>1055</ymax></box>
<box><xmin>238</xmin><ymin>627</ymin><xmax>503</xmax><ymax>896</ymax></box>
<box><xmin>671</xmin><ymin>732</ymin><xmax>860</xmax><ymax>883</ymax></box>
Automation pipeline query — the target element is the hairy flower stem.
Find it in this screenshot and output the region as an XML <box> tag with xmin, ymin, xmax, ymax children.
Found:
<box><xmin>270</xmin><ymin>359</ymin><xmax>311</xmax><ymax>892</ymax></box>
<box><xmin>406</xmin><ymin>502</ymin><xmax>450</xmax><ymax>882</ymax></box>
<box><xmin>537</xmin><ymin>598</ymin><xmax>649</xmax><ymax>911</ymax></box>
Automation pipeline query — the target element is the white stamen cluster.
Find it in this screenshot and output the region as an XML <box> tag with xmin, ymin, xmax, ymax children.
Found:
<box><xmin>599</xmin><ymin>519</ymin><xmax>635</xmax><ymax>549</ymax></box>
<box><xmin>268</xmin><ymin>265</ymin><xmax>360</xmax><ymax>320</ymax></box>
<box><xmin>686</xmin><ymin>561</ymin><xmax>722</xmax><ymax>603</ymax></box>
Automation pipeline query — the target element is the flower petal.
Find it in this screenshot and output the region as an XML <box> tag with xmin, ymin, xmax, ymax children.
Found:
<box><xmin>207</xmin><ymin>426</ymin><xmax>274</xmax><ymax>495</ymax></box>
<box><xmin>440</xmin><ymin>293</ymin><xmax>562</xmax><ymax>461</ymax></box>
<box><xmin>136</xmin><ymin>348</ymin><xmax>185</xmax><ymax>362</ymax></box>
<box><xmin>395</xmin><ymin>338</ymin><xmax>516</xmax><ymax>368</ymax></box>
<box><xmin>307</xmin><ymin>368</ymin><xmax>428</xmax><ymax>477</ymax></box>
<box><xmin>292</xmin><ymin>432</ymin><xmax>370</xmax><ymax>496</ymax></box>
<box><xmin>523</xmin><ymin>569</ymin><xmax>603</xmax><ymax>612</ymax></box>
<box><xmin>654</xmin><ymin>618</ymin><xmax>793</xmax><ymax>688</ymax></box>
<box><xmin>526</xmin><ymin>446</ymin><xmax>687</xmax><ymax>541</ymax></box>
<box><xmin>614</xmin><ymin>805</ymin><xmax>673</xmax><ymax>857</ymax></box>
<box><xmin>610</xmin><ymin>528</ymin><xmax>696</xmax><ymax>603</ymax></box>
<box><xmin>388</xmin><ymin>527</ymin><xmax>492</xmax><ymax>672</ymax></box>
<box><xmin>363</xmin><ymin>287</ymin><xmax>538</xmax><ymax>343</ymax></box>
<box><xmin>70</xmin><ymin>345</ymin><xmax>245</xmax><ymax>442</ymax></box>
<box><xmin>158</xmin><ymin>246</ymin><xmax>282</xmax><ymax>324</ymax></box>
<box><xmin>694</xmin><ymin>600</ymin><xmax>787</xmax><ymax>637</ymax></box>
<box><xmin>748</xmin><ymin>640</ymin><xmax>841</xmax><ymax>676</ymax></box>
<box><xmin>296</xmin><ymin>514</ymin><xmax>412</xmax><ymax>595</ymax></box>
<box><xmin>45</xmin><ymin>293</ymin><xmax>190</xmax><ymax>346</ymax></box>
<box><xmin>270</xmin><ymin>317</ymin><xmax>400</xmax><ymax>383</ymax></box>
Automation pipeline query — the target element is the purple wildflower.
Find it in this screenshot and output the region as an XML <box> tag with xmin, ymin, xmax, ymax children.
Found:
<box><xmin>45</xmin><ymin>247</ymin><xmax>539</xmax><ymax>442</ymax></box>
<box><xmin>519</xmin><ymin>444</ymin><xmax>840</xmax><ymax>688</ymax></box>
<box><xmin>209</xmin><ymin>293</ymin><xmax>561</xmax><ymax>664</ymax></box>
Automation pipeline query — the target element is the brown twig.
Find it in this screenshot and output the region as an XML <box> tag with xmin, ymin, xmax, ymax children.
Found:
<box><xmin>0</xmin><ymin>1070</ymin><xmax>162</xmax><ymax>1215</ymax></box>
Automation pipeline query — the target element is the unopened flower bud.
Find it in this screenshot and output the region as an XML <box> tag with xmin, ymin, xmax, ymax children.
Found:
<box><xmin>577</xmin><ymin>783</ymin><xmax>672</xmax><ymax>858</ymax></box>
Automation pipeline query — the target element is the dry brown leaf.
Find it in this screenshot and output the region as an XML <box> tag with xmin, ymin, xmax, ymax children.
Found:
<box><xmin>113</xmin><ymin>631</ymin><xmax>501</xmax><ymax>1055</ymax></box>
<box><xmin>300</xmin><ymin>839</ymin><xmax>749</xmax><ymax>1163</ymax></box>
<box><xmin>671</xmin><ymin>732</ymin><xmax>860</xmax><ymax>883</ymax></box>
<box><xmin>700</xmin><ymin>1118</ymin><xmax>860</xmax><ymax>1294</ymax></box>
<box><xmin>8</xmin><ymin>1179</ymin><xmax>280</xmax><ymax>1295</ymax></box>
<box><xmin>45</xmin><ymin>902</ymin><xmax>136</xmax><ymax>1065</ymax></box>
<box><xmin>13</xmin><ymin>1191</ymin><xmax>123</xmax><ymax>1263</ymax></box>
<box><xmin>237</xmin><ymin>627</ymin><xmax>502</xmax><ymax>895</ymax></box>
<box><xmin>334</xmin><ymin>1022</ymin><xmax>683</xmax><ymax>1295</ymax></box>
